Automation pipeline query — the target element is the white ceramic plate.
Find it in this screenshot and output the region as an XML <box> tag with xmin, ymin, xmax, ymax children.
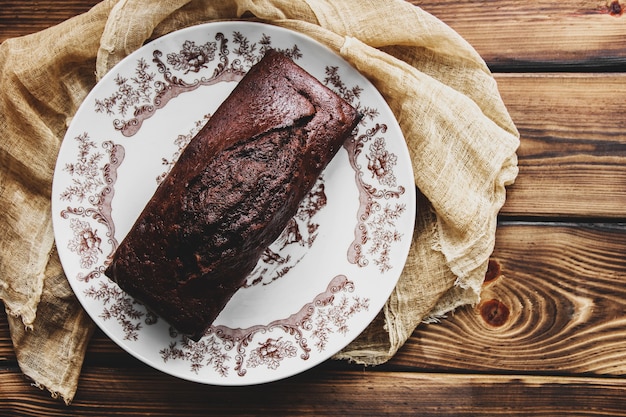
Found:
<box><xmin>52</xmin><ymin>21</ymin><xmax>415</xmax><ymax>385</ymax></box>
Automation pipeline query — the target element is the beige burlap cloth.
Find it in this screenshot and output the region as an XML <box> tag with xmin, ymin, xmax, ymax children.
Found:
<box><xmin>0</xmin><ymin>0</ymin><xmax>519</xmax><ymax>404</ymax></box>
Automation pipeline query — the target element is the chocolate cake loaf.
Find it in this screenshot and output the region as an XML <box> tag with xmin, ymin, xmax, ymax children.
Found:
<box><xmin>105</xmin><ymin>50</ymin><xmax>361</xmax><ymax>341</ymax></box>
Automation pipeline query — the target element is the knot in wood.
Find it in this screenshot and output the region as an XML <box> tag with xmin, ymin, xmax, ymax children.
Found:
<box><xmin>479</xmin><ymin>299</ymin><xmax>510</xmax><ymax>327</ymax></box>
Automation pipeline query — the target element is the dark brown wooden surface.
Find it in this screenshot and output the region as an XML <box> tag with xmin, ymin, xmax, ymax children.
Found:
<box><xmin>2</xmin><ymin>0</ymin><xmax>626</xmax><ymax>415</ymax></box>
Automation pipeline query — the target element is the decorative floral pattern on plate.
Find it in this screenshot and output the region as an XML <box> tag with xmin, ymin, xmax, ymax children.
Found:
<box><xmin>52</xmin><ymin>22</ymin><xmax>415</xmax><ymax>385</ymax></box>
<box><xmin>160</xmin><ymin>275</ymin><xmax>368</xmax><ymax>377</ymax></box>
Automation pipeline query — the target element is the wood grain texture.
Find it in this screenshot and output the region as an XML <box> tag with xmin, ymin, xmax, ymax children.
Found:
<box><xmin>1</xmin><ymin>0</ymin><xmax>626</xmax><ymax>415</ymax></box>
<box><xmin>2</xmin><ymin>2</ymin><xmax>624</xmax><ymax>218</ymax></box>
<box><xmin>2</xmin><ymin>1</ymin><xmax>626</xmax><ymax>71</ymax></box>
<box><xmin>413</xmin><ymin>0</ymin><xmax>626</xmax><ymax>71</ymax></box>
<box><xmin>4</xmin><ymin>223</ymin><xmax>624</xmax><ymax>375</ymax></box>
<box><xmin>496</xmin><ymin>73</ymin><xmax>626</xmax><ymax>218</ymax></box>
<box><xmin>392</xmin><ymin>223</ymin><xmax>626</xmax><ymax>375</ymax></box>
<box><xmin>1</xmin><ymin>367</ymin><xmax>626</xmax><ymax>416</ymax></box>
<box><xmin>0</xmin><ymin>0</ymin><xmax>101</xmax><ymax>43</ymax></box>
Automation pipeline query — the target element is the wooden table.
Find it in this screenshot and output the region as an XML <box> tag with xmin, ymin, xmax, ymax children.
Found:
<box><xmin>2</xmin><ymin>1</ymin><xmax>626</xmax><ymax>415</ymax></box>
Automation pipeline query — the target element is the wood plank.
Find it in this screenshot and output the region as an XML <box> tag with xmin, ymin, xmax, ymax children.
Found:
<box><xmin>3</xmin><ymin>5</ymin><xmax>625</xmax><ymax>218</ymax></box>
<box><xmin>0</xmin><ymin>308</ymin><xmax>13</xmax><ymax>362</ymax></box>
<box><xmin>0</xmin><ymin>0</ymin><xmax>100</xmax><ymax>43</ymax></box>
<box><xmin>2</xmin><ymin>0</ymin><xmax>626</xmax><ymax>71</ymax></box>
<box><xmin>496</xmin><ymin>73</ymin><xmax>626</xmax><ymax>218</ymax></box>
<box><xmin>413</xmin><ymin>0</ymin><xmax>626</xmax><ymax>71</ymax></box>
<box><xmin>4</xmin><ymin>223</ymin><xmax>625</xmax><ymax>375</ymax></box>
<box><xmin>391</xmin><ymin>222</ymin><xmax>626</xmax><ymax>375</ymax></box>
<box><xmin>1</xmin><ymin>367</ymin><xmax>626</xmax><ymax>416</ymax></box>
